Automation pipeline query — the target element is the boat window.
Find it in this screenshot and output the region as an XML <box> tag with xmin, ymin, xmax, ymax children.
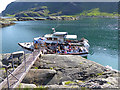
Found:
<box><xmin>47</xmin><ymin>38</ymin><xmax>52</xmax><ymax>40</ymax></box>
<box><xmin>54</xmin><ymin>38</ymin><xmax>58</xmax><ymax>40</ymax></box>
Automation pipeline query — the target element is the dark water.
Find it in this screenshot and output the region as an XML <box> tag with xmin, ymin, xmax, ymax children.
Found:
<box><xmin>1</xmin><ymin>18</ymin><xmax>118</xmax><ymax>70</ymax></box>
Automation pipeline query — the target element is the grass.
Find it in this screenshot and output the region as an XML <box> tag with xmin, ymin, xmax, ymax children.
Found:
<box><xmin>0</xmin><ymin>68</ymin><xmax>5</xmax><ymax>70</ymax></box>
<box><xmin>78</xmin><ymin>8</ymin><xmax>118</xmax><ymax>17</ymax></box>
<box><xmin>50</xmin><ymin>67</ymin><xmax>53</xmax><ymax>70</ymax></box>
<box><xmin>36</xmin><ymin>85</ymin><xmax>48</xmax><ymax>90</ymax></box>
<box><xmin>41</xmin><ymin>6</ymin><xmax>48</xmax><ymax>9</ymax></box>
<box><xmin>22</xmin><ymin>17</ymin><xmax>34</xmax><ymax>19</ymax></box>
<box><xmin>76</xmin><ymin>80</ymin><xmax>84</xmax><ymax>84</ymax></box>
<box><xmin>5</xmin><ymin>14</ymin><xmax>15</xmax><ymax>17</ymax></box>
<box><xmin>97</xmin><ymin>72</ymin><xmax>104</xmax><ymax>76</ymax></box>
<box><xmin>107</xmin><ymin>82</ymin><xmax>111</xmax><ymax>84</ymax></box>
<box><xmin>81</xmin><ymin>87</ymin><xmax>86</xmax><ymax>90</ymax></box>
<box><xmin>5</xmin><ymin>7</ymin><xmax>118</xmax><ymax>19</ymax></box>
<box><xmin>64</xmin><ymin>81</ymin><xmax>76</xmax><ymax>85</ymax></box>
<box><xmin>34</xmin><ymin>67</ymin><xmax>38</xmax><ymax>69</ymax></box>
<box><xmin>80</xmin><ymin>62</ymin><xmax>83</xmax><ymax>64</ymax></box>
<box><xmin>97</xmin><ymin>73</ymin><xmax>102</xmax><ymax>76</ymax></box>
<box><xmin>18</xmin><ymin>83</ymin><xmax>22</xmax><ymax>88</ymax></box>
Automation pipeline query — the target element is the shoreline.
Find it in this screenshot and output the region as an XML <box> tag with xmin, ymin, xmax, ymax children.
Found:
<box><xmin>0</xmin><ymin>18</ymin><xmax>16</xmax><ymax>28</ymax></box>
<box><xmin>1</xmin><ymin>15</ymin><xmax>118</xmax><ymax>21</ymax></box>
<box><xmin>23</xmin><ymin>54</ymin><xmax>120</xmax><ymax>88</ymax></box>
<box><xmin>0</xmin><ymin>53</ymin><xmax>119</xmax><ymax>71</ymax></box>
<box><xmin>0</xmin><ymin>53</ymin><xmax>120</xmax><ymax>89</ymax></box>
<box><xmin>0</xmin><ymin>16</ymin><xmax>117</xmax><ymax>28</ymax></box>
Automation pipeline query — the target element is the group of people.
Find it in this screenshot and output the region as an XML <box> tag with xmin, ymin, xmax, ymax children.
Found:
<box><xmin>45</xmin><ymin>43</ymin><xmax>88</xmax><ymax>54</ymax></box>
<box><xmin>34</xmin><ymin>37</ymin><xmax>90</xmax><ymax>54</ymax></box>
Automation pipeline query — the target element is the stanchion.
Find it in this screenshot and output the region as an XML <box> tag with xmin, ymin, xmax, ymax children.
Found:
<box><xmin>5</xmin><ymin>66</ymin><xmax>9</xmax><ymax>90</ymax></box>
<box><xmin>23</xmin><ymin>49</ymin><xmax>26</xmax><ymax>71</ymax></box>
<box><xmin>0</xmin><ymin>77</ymin><xmax>4</xmax><ymax>81</ymax></box>
<box><xmin>11</xmin><ymin>54</ymin><xmax>14</xmax><ymax>71</ymax></box>
<box><xmin>3</xmin><ymin>64</ymin><xmax>19</xmax><ymax>89</ymax></box>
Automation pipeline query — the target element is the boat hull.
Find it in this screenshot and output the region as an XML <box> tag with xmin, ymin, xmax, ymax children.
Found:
<box><xmin>18</xmin><ymin>42</ymin><xmax>34</xmax><ymax>51</ymax></box>
<box><xmin>18</xmin><ymin>42</ymin><xmax>89</xmax><ymax>58</ymax></box>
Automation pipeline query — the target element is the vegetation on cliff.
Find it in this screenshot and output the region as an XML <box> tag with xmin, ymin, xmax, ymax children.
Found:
<box><xmin>78</xmin><ymin>8</ymin><xmax>118</xmax><ymax>17</ymax></box>
<box><xmin>5</xmin><ymin>6</ymin><xmax>118</xmax><ymax>18</ymax></box>
<box><xmin>6</xmin><ymin>6</ymin><xmax>62</xmax><ymax>17</ymax></box>
<box><xmin>2</xmin><ymin>2</ymin><xmax>118</xmax><ymax>16</ymax></box>
<box><xmin>3</xmin><ymin>2</ymin><xmax>118</xmax><ymax>18</ymax></box>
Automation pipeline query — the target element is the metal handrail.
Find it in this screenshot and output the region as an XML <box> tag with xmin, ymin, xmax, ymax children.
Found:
<box><xmin>1</xmin><ymin>49</ymin><xmax>27</xmax><ymax>89</ymax></box>
<box><xmin>0</xmin><ymin>46</ymin><xmax>44</xmax><ymax>89</ymax></box>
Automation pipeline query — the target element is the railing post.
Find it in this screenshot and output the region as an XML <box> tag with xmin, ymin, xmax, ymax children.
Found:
<box><xmin>23</xmin><ymin>49</ymin><xmax>26</xmax><ymax>71</ymax></box>
<box><xmin>0</xmin><ymin>77</ymin><xmax>4</xmax><ymax>81</ymax></box>
<box><xmin>33</xmin><ymin>49</ymin><xmax>34</xmax><ymax>60</ymax></box>
<box><xmin>7</xmin><ymin>70</ymin><xmax>19</xmax><ymax>81</ymax></box>
<box><xmin>12</xmin><ymin>54</ymin><xmax>14</xmax><ymax>71</ymax></box>
<box><xmin>5</xmin><ymin>67</ymin><xmax>9</xmax><ymax>90</ymax></box>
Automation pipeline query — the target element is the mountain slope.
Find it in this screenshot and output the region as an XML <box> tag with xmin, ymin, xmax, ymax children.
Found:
<box><xmin>2</xmin><ymin>2</ymin><xmax>118</xmax><ymax>16</ymax></box>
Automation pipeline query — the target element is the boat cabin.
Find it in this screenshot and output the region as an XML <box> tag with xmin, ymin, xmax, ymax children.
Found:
<box><xmin>44</xmin><ymin>32</ymin><xmax>77</xmax><ymax>44</ymax></box>
<box><xmin>33</xmin><ymin>31</ymin><xmax>78</xmax><ymax>49</ymax></box>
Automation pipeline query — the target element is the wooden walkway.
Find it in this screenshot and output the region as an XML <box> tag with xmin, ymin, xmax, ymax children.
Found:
<box><xmin>0</xmin><ymin>49</ymin><xmax>42</xmax><ymax>89</ymax></box>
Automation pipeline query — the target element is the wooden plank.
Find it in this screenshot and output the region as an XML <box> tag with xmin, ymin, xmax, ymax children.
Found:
<box><xmin>0</xmin><ymin>49</ymin><xmax>42</xmax><ymax>89</ymax></box>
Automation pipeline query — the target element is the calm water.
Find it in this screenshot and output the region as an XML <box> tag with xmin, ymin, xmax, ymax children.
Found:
<box><xmin>1</xmin><ymin>18</ymin><xmax>118</xmax><ymax>70</ymax></box>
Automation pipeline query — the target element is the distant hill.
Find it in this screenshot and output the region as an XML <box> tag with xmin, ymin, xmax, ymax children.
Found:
<box><xmin>2</xmin><ymin>2</ymin><xmax>118</xmax><ymax>16</ymax></box>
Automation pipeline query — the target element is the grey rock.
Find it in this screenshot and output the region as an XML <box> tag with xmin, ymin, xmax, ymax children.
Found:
<box><xmin>1</xmin><ymin>54</ymin><xmax>119</xmax><ymax>89</ymax></box>
<box><xmin>18</xmin><ymin>83</ymin><xmax>37</xmax><ymax>88</ymax></box>
<box><xmin>22</xmin><ymin>69</ymin><xmax>56</xmax><ymax>85</ymax></box>
<box><xmin>44</xmin><ymin>84</ymin><xmax>79</xmax><ymax>88</ymax></box>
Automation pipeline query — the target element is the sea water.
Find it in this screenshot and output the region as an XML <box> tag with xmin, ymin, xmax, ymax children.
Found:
<box><xmin>1</xmin><ymin>18</ymin><xmax>118</xmax><ymax>70</ymax></box>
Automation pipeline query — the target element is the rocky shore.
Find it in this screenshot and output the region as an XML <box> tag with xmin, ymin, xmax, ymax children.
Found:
<box><xmin>1</xmin><ymin>15</ymin><xmax>117</xmax><ymax>28</ymax></box>
<box><xmin>0</xmin><ymin>18</ymin><xmax>16</xmax><ymax>28</ymax></box>
<box><xmin>0</xmin><ymin>16</ymin><xmax>78</xmax><ymax>28</ymax></box>
<box><xmin>4</xmin><ymin>16</ymin><xmax>78</xmax><ymax>21</ymax></box>
<box><xmin>0</xmin><ymin>53</ymin><xmax>120</xmax><ymax>89</ymax></box>
<box><xmin>3</xmin><ymin>15</ymin><xmax>117</xmax><ymax>22</ymax></box>
<box><xmin>22</xmin><ymin>54</ymin><xmax>120</xmax><ymax>89</ymax></box>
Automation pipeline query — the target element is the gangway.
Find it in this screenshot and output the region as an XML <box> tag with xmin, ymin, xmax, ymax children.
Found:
<box><xmin>0</xmin><ymin>49</ymin><xmax>42</xmax><ymax>89</ymax></box>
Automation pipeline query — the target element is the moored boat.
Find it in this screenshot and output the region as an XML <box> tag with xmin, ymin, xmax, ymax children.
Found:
<box><xmin>18</xmin><ymin>28</ymin><xmax>90</xmax><ymax>57</ymax></box>
<box><xmin>18</xmin><ymin>42</ymin><xmax>34</xmax><ymax>51</ymax></box>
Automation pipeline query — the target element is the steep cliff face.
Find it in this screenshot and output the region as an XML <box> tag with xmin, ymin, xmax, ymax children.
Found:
<box><xmin>2</xmin><ymin>2</ymin><xmax>118</xmax><ymax>16</ymax></box>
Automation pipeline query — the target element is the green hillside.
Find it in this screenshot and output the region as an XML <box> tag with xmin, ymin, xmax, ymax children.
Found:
<box><xmin>2</xmin><ymin>2</ymin><xmax>118</xmax><ymax>17</ymax></box>
<box><xmin>78</xmin><ymin>8</ymin><xmax>118</xmax><ymax>17</ymax></box>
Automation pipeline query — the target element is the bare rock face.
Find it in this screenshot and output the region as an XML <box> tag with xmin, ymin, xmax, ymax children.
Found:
<box><xmin>44</xmin><ymin>85</ymin><xmax>79</xmax><ymax>88</ymax></box>
<box><xmin>22</xmin><ymin>69</ymin><xmax>56</xmax><ymax>85</ymax></box>
<box><xmin>22</xmin><ymin>54</ymin><xmax>120</xmax><ymax>89</ymax></box>
<box><xmin>33</xmin><ymin>54</ymin><xmax>108</xmax><ymax>82</ymax></box>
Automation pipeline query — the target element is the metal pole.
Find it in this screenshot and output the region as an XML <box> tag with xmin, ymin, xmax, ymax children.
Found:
<box><xmin>7</xmin><ymin>70</ymin><xmax>19</xmax><ymax>81</ymax></box>
<box><xmin>24</xmin><ymin>50</ymin><xmax>26</xmax><ymax>71</ymax></box>
<box><xmin>0</xmin><ymin>77</ymin><xmax>4</xmax><ymax>81</ymax></box>
<box><xmin>12</xmin><ymin>54</ymin><xmax>14</xmax><ymax>71</ymax></box>
<box><xmin>5</xmin><ymin>67</ymin><xmax>10</xmax><ymax>90</ymax></box>
<box><xmin>24</xmin><ymin>51</ymin><xmax>26</xmax><ymax>71</ymax></box>
<box><xmin>33</xmin><ymin>50</ymin><xmax>34</xmax><ymax>60</ymax></box>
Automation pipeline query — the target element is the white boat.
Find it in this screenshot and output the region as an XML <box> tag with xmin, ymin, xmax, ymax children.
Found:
<box><xmin>18</xmin><ymin>28</ymin><xmax>90</xmax><ymax>57</ymax></box>
<box><xmin>18</xmin><ymin>42</ymin><xmax>34</xmax><ymax>51</ymax></box>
